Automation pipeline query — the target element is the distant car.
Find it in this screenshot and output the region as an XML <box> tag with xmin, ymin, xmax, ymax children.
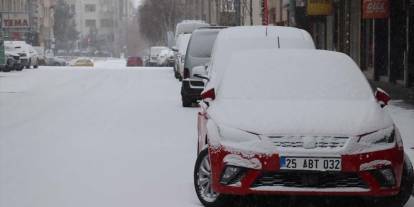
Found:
<box><xmin>149</xmin><ymin>46</ymin><xmax>169</xmax><ymax>66</ymax></box>
<box><xmin>194</xmin><ymin>49</ymin><xmax>414</xmax><ymax>207</ymax></box>
<box><xmin>71</xmin><ymin>58</ymin><xmax>94</xmax><ymax>67</ymax></box>
<box><xmin>156</xmin><ymin>49</ymin><xmax>175</xmax><ymax>67</ymax></box>
<box><xmin>46</xmin><ymin>57</ymin><xmax>67</xmax><ymax>66</ymax></box>
<box><xmin>5</xmin><ymin>41</ymin><xmax>40</xmax><ymax>69</ymax></box>
<box><xmin>1</xmin><ymin>51</ymin><xmax>22</xmax><ymax>72</ymax></box>
<box><xmin>127</xmin><ymin>56</ymin><xmax>143</xmax><ymax>67</ymax></box>
<box><xmin>180</xmin><ymin>27</ymin><xmax>224</xmax><ymax>107</ymax></box>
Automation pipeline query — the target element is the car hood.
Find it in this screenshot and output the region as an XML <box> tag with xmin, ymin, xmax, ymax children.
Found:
<box><xmin>208</xmin><ymin>99</ymin><xmax>393</xmax><ymax>136</ymax></box>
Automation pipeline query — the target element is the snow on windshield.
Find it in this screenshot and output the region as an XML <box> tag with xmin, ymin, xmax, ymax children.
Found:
<box><xmin>218</xmin><ymin>50</ymin><xmax>374</xmax><ymax>101</ymax></box>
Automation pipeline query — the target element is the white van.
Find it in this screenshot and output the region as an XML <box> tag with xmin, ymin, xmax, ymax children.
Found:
<box><xmin>174</xmin><ymin>20</ymin><xmax>209</xmax><ymax>42</ymax></box>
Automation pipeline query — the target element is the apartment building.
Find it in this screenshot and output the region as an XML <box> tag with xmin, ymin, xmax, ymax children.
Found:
<box><xmin>66</xmin><ymin>0</ymin><xmax>132</xmax><ymax>56</ymax></box>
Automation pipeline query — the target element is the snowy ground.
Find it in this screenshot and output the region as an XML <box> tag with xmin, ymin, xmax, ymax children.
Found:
<box><xmin>1</xmin><ymin>59</ymin><xmax>414</xmax><ymax>207</ymax></box>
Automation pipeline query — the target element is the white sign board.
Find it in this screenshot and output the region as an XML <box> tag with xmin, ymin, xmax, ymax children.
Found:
<box><xmin>2</xmin><ymin>13</ymin><xmax>30</xmax><ymax>28</ymax></box>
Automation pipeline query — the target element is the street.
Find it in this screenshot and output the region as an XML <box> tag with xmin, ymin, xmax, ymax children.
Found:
<box><xmin>1</xmin><ymin>59</ymin><xmax>414</xmax><ymax>207</ymax></box>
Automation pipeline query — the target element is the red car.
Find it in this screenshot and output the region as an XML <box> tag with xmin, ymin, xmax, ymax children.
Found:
<box><xmin>127</xmin><ymin>56</ymin><xmax>143</xmax><ymax>67</ymax></box>
<box><xmin>193</xmin><ymin>50</ymin><xmax>413</xmax><ymax>207</ymax></box>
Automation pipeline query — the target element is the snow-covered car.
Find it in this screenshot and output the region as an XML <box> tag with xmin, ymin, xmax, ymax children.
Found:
<box><xmin>5</xmin><ymin>41</ymin><xmax>39</xmax><ymax>69</ymax></box>
<box><xmin>156</xmin><ymin>49</ymin><xmax>174</xmax><ymax>67</ymax></box>
<box><xmin>46</xmin><ymin>57</ymin><xmax>67</xmax><ymax>66</ymax></box>
<box><xmin>1</xmin><ymin>51</ymin><xmax>23</xmax><ymax>72</ymax></box>
<box><xmin>149</xmin><ymin>46</ymin><xmax>169</xmax><ymax>66</ymax></box>
<box><xmin>180</xmin><ymin>27</ymin><xmax>224</xmax><ymax>107</ymax></box>
<box><xmin>70</xmin><ymin>58</ymin><xmax>94</xmax><ymax>67</ymax></box>
<box><xmin>194</xmin><ymin>49</ymin><xmax>413</xmax><ymax>207</ymax></box>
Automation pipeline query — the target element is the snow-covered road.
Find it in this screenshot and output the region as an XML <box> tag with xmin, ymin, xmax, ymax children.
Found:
<box><xmin>1</xmin><ymin>59</ymin><xmax>414</xmax><ymax>207</ymax></box>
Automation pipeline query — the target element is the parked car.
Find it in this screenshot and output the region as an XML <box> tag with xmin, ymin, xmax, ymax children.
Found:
<box><xmin>149</xmin><ymin>46</ymin><xmax>169</xmax><ymax>66</ymax></box>
<box><xmin>5</xmin><ymin>41</ymin><xmax>40</xmax><ymax>69</ymax></box>
<box><xmin>70</xmin><ymin>58</ymin><xmax>94</xmax><ymax>67</ymax></box>
<box><xmin>46</xmin><ymin>57</ymin><xmax>67</xmax><ymax>66</ymax></box>
<box><xmin>180</xmin><ymin>27</ymin><xmax>225</xmax><ymax>107</ymax></box>
<box><xmin>174</xmin><ymin>33</ymin><xmax>192</xmax><ymax>80</ymax></box>
<box><xmin>0</xmin><ymin>51</ymin><xmax>22</xmax><ymax>72</ymax></box>
<box><xmin>127</xmin><ymin>56</ymin><xmax>144</xmax><ymax>67</ymax></box>
<box><xmin>194</xmin><ymin>49</ymin><xmax>413</xmax><ymax>207</ymax></box>
<box><xmin>156</xmin><ymin>49</ymin><xmax>173</xmax><ymax>67</ymax></box>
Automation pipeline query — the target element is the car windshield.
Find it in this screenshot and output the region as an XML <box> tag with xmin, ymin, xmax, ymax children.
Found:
<box><xmin>187</xmin><ymin>30</ymin><xmax>219</xmax><ymax>58</ymax></box>
<box><xmin>219</xmin><ymin>50</ymin><xmax>373</xmax><ymax>101</ymax></box>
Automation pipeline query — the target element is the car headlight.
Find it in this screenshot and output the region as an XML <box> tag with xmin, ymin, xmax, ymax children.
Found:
<box><xmin>358</xmin><ymin>126</ymin><xmax>395</xmax><ymax>145</ymax></box>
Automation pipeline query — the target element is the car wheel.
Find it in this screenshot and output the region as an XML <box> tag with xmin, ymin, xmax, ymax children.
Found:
<box><xmin>34</xmin><ymin>65</ymin><xmax>38</xmax><ymax>69</ymax></box>
<box><xmin>3</xmin><ymin>66</ymin><xmax>11</xmax><ymax>72</ymax></box>
<box><xmin>194</xmin><ymin>149</ymin><xmax>230</xmax><ymax>207</ymax></box>
<box><xmin>365</xmin><ymin>154</ymin><xmax>414</xmax><ymax>207</ymax></box>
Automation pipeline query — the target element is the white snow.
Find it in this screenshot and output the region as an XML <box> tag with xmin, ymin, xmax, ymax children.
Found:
<box><xmin>1</xmin><ymin>59</ymin><xmax>414</xmax><ymax>207</ymax></box>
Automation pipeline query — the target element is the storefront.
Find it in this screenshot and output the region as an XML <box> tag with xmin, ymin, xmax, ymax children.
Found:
<box><xmin>0</xmin><ymin>12</ymin><xmax>31</xmax><ymax>41</ymax></box>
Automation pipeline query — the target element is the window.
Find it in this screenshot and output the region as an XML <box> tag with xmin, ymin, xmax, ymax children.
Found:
<box><xmin>85</xmin><ymin>4</ymin><xmax>96</xmax><ymax>12</ymax></box>
<box><xmin>85</xmin><ymin>19</ymin><xmax>96</xmax><ymax>28</ymax></box>
<box><xmin>100</xmin><ymin>19</ymin><xmax>113</xmax><ymax>27</ymax></box>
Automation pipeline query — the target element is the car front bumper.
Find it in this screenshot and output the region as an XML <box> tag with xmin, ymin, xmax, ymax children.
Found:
<box><xmin>181</xmin><ymin>79</ymin><xmax>204</xmax><ymax>100</ymax></box>
<box><xmin>209</xmin><ymin>144</ymin><xmax>404</xmax><ymax>197</ymax></box>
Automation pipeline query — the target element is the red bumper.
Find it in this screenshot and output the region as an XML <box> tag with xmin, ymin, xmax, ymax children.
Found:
<box><xmin>209</xmin><ymin>146</ymin><xmax>404</xmax><ymax>196</ymax></box>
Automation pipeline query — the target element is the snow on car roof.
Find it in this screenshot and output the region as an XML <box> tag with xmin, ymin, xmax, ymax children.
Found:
<box><xmin>218</xmin><ymin>49</ymin><xmax>373</xmax><ymax>101</ymax></box>
<box><xmin>206</xmin><ymin>26</ymin><xmax>316</xmax><ymax>90</ymax></box>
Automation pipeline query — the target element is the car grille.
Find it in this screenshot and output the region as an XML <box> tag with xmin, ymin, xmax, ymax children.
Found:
<box><xmin>268</xmin><ymin>136</ymin><xmax>348</xmax><ymax>149</ymax></box>
<box><xmin>251</xmin><ymin>171</ymin><xmax>368</xmax><ymax>189</ymax></box>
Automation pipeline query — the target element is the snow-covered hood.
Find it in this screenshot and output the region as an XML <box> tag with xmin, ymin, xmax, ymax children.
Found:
<box><xmin>208</xmin><ymin>99</ymin><xmax>393</xmax><ymax>136</ymax></box>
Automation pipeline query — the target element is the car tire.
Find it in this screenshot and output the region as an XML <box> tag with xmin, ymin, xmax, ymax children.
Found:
<box><xmin>3</xmin><ymin>66</ymin><xmax>11</xmax><ymax>72</ymax></box>
<box><xmin>194</xmin><ymin>149</ymin><xmax>230</xmax><ymax>207</ymax></box>
<box><xmin>365</xmin><ymin>154</ymin><xmax>414</xmax><ymax>207</ymax></box>
<box><xmin>34</xmin><ymin>65</ymin><xmax>38</xmax><ymax>69</ymax></box>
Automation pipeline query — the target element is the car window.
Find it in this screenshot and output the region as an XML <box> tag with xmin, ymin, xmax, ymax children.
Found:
<box><xmin>187</xmin><ymin>31</ymin><xmax>219</xmax><ymax>58</ymax></box>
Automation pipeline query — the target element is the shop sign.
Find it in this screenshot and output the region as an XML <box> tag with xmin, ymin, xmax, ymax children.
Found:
<box><xmin>363</xmin><ymin>0</ymin><xmax>389</xmax><ymax>19</ymax></box>
<box><xmin>307</xmin><ymin>0</ymin><xmax>333</xmax><ymax>16</ymax></box>
<box><xmin>2</xmin><ymin>13</ymin><xmax>30</xmax><ymax>28</ymax></box>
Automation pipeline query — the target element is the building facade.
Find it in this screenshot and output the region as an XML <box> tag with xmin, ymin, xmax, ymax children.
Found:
<box><xmin>284</xmin><ymin>0</ymin><xmax>414</xmax><ymax>88</ymax></box>
<box><xmin>0</xmin><ymin>0</ymin><xmax>30</xmax><ymax>42</ymax></box>
<box><xmin>66</xmin><ymin>0</ymin><xmax>132</xmax><ymax>56</ymax></box>
<box><xmin>0</xmin><ymin>0</ymin><xmax>56</xmax><ymax>50</ymax></box>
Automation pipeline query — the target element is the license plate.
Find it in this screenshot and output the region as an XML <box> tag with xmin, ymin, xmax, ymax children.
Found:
<box><xmin>280</xmin><ymin>157</ymin><xmax>341</xmax><ymax>171</ymax></box>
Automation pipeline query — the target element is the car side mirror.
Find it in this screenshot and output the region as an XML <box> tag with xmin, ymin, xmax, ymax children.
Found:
<box><xmin>375</xmin><ymin>88</ymin><xmax>391</xmax><ymax>108</ymax></box>
<box><xmin>193</xmin><ymin>65</ymin><xmax>209</xmax><ymax>81</ymax></box>
<box><xmin>171</xmin><ymin>47</ymin><xmax>178</xmax><ymax>52</ymax></box>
